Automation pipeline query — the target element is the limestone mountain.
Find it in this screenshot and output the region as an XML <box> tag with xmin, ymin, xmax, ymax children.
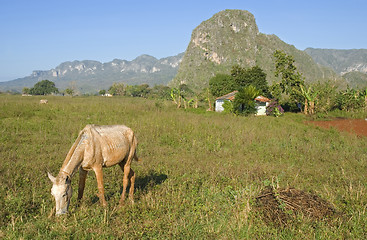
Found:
<box><xmin>0</xmin><ymin>53</ymin><xmax>183</xmax><ymax>94</ymax></box>
<box><xmin>170</xmin><ymin>9</ymin><xmax>341</xmax><ymax>91</ymax></box>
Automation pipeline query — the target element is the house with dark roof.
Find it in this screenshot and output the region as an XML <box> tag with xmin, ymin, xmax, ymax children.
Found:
<box><xmin>215</xmin><ymin>91</ymin><xmax>271</xmax><ymax>115</ymax></box>
<box><xmin>215</xmin><ymin>91</ymin><xmax>238</xmax><ymax>112</ymax></box>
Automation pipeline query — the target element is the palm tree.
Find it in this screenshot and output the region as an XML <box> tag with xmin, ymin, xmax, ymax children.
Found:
<box><xmin>233</xmin><ymin>85</ymin><xmax>260</xmax><ymax>115</ymax></box>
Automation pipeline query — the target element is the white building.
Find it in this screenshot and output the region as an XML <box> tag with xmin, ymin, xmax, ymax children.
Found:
<box><xmin>215</xmin><ymin>91</ymin><xmax>271</xmax><ymax>115</ymax></box>
<box><xmin>254</xmin><ymin>95</ymin><xmax>271</xmax><ymax>116</ymax></box>
<box><xmin>215</xmin><ymin>91</ymin><xmax>238</xmax><ymax>112</ymax></box>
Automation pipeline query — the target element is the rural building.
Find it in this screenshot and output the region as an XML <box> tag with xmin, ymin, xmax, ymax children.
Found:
<box><xmin>215</xmin><ymin>91</ymin><xmax>238</xmax><ymax>112</ymax></box>
<box><xmin>254</xmin><ymin>95</ymin><xmax>271</xmax><ymax>115</ymax></box>
<box><xmin>215</xmin><ymin>91</ymin><xmax>271</xmax><ymax>115</ymax></box>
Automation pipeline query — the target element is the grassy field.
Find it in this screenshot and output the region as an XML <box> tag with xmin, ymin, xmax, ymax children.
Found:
<box><xmin>1</xmin><ymin>95</ymin><xmax>366</xmax><ymax>239</ymax></box>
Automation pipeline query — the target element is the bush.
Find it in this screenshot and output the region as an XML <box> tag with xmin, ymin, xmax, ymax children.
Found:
<box><xmin>266</xmin><ymin>100</ymin><xmax>284</xmax><ymax>117</ymax></box>
<box><xmin>222</xmin><ymin>100</ymin><xmax>234</xmax><ymax>113</ymax></box>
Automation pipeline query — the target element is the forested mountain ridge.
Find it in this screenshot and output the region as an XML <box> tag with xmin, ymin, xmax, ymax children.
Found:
<box><xmin>305</xmin><ymin>48</ymin><xmax>367</xmax><ymax>88</ymax></box>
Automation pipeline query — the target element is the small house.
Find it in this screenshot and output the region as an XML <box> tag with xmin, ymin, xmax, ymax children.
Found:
<box><xmin>215</xmin><ymin>91</ymin><xmax>271</xmax><ymax>115</ymax></box>
<box><xmin>254</xmin><ymin>95</ymin><xmax>271</xmax><ymax>116</ymax></box>
<box><xmin>215</xmin><ymin>91</ymin><xmax>238</xmax><ymax>112</ymax></box>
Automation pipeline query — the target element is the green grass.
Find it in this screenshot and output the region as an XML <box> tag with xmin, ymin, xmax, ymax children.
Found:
<box><xmin>1</xmin><ymin>95</ymin><xmax>367</xmax><ymax>239</ymax></box>
<box><xmin>313</xmin><ymin>109</ymin><xmax>367</xmax><ymax>120</ymax></box>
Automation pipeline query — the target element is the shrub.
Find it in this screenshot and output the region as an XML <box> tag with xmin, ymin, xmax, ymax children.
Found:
<box><xmin>222</xmin><ymin>100</ymin><xmax>234</xmax><ymax>113</ymax></box>
<box><xmin>266</xmin><ymin>100</ymin><xmax>284</xmax><ymax>117</ymax></box>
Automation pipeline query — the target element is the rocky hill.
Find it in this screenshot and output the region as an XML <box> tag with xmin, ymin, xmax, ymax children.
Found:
<box><xmin>0</xmin><ymin>53</ymin><xmax>183</xmax><ymax>94</ymax></box>
<box><xmin>170</xmin><ymin>10</ymin><xmax>342</xmax><ymax>91</ymax></box>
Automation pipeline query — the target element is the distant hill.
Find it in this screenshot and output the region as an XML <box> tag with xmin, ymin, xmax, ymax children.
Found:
<box><xmin>305</xmin><ymin>48</ymin><xmax>367</xmax><ymax>75</ymax></box>
<box><xmin>170</xmin><ymin>10</ymin><xmax>343</xmax><ymax>91</ymax></box>
<box><xmin>305</xmin><ymin>48</ymin><xmax>367</xmax><ymax>88</ymax></box>
<box><xmin>342</xmin><ymin>71</ymin><xmax>367</xmax><ymax>89</ymax></box>
<box><xmin>0</xmin><ymin>53</ymin><xmax>183</xmax><ymax>94</ymax></box>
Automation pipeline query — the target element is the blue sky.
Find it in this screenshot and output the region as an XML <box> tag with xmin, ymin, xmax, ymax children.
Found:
<box><xmin>0</xmin><ymin>0</ymin><xmax>366</xmax><ymax>82</ymax></box>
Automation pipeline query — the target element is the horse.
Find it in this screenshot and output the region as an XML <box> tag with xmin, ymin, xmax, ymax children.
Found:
<box><xmin>48</xmin><ymin>124</ymin><xmax>140</xmax><ymax>215</ymax></box>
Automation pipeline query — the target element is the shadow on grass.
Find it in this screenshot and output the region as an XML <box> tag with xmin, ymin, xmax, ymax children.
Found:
<box><xmin>135</xmin><ymin>170</ymin><xmax>168</xmax><ymax>192</ymax></box>
<box><xmin>90</xmin><ymin>170</ymin><xmax>168</xmax><ymax>204</ymax></box>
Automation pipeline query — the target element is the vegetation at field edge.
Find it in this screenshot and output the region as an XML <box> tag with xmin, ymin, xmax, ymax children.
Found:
<box><xmin>0</xmin><ymin>95</ymin><xmax>366</xmax><ymax>239</ymax></box>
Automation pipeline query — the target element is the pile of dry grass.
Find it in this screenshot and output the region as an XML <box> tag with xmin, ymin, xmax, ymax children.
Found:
<box><xmin>256</xmin><ymin>186</ymin><xmax>336</xmax><ymax>226</ymax></box>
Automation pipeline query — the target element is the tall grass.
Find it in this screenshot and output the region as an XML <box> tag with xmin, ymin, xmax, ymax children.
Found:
<box><xmin>1</xmin><ymin>95</ymin><xmax>366</xmax><ymax>239</ymax></box>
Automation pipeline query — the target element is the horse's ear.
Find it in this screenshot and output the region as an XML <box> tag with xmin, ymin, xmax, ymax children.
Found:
<box><xmin>65</xmin><ymin>175</ymin><xmax>71</xmax><ymax>184</ymax></box>
<box><xmin>48</xmin><ymin>172</ymin><xmax>56</xmax><ymax>183</ymax></box>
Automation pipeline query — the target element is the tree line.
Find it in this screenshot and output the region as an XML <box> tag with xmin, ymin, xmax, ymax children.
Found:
<box><xmin>209</xmin><ymin>50</ymin><xmax>367</xmax><ymax>116</ymax></box>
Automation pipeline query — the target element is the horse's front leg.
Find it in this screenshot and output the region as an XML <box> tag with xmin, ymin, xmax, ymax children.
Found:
<box><xmin>78</xmin><ymin>168</ymin><xmax>88</xmax><ymax>201</ymax></box>
<box><xmin>93</xmin><ymin>166</ymin><xmax>107</xmax><ymax>207</ymax></box>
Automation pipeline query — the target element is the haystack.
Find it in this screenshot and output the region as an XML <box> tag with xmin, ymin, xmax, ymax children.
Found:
<box><xmin>256</xmin><ymin>186</ymin><xmax>336</xmax><ymax>226</ymax></box>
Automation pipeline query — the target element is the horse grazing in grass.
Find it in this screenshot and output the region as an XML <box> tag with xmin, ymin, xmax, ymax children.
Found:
<box><xmin>48</xmin><ymin>124</ymin><xmax>140</xmax><ymax>215</ymax></box>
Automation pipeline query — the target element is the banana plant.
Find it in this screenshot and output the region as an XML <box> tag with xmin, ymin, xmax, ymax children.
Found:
<box><xmin>187</xmin><ymin>98</ymin><xmax>194</xmax><ymax>108</ymax></box>
<box><xmin>170</xmin><ymin>88</ymin><xmax>181</xmax><ymax>108</ymax></box>
<box><xmin>362</xmin><ymin>87</ymin><xmax>367</xmax><ymax>111</ymax></box>
<box><xmin>204</xmin><ymin>88</ymin><xmax>214</xmax><ymax>111</ymax></box>
<box><xmin>300</xmin><ymin>85</ymin><xmax>318</xmax><ymax>115</ymax></box>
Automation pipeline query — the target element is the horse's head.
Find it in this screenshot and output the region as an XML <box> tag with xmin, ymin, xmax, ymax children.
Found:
<box><xmin>48</xmin><ymin>172</ymin><xmax>72</xmax><ymax>215</ymax></box>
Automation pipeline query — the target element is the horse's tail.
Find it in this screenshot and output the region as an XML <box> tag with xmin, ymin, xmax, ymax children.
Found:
<box><xmin>128</xmin><ymin>131</ymin><xmax>141</xmax><ymax>163</ymax></box>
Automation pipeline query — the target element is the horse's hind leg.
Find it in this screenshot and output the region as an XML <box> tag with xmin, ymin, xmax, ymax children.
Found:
<box><xmin>118</xmin><ymin>162</ymin><xmax>135</xmax><ymax>205</ymax></box>
<box><xmin>128</xmin><ymin>168</ymin><xmax>135</xmax><ymax>203</ymax></box>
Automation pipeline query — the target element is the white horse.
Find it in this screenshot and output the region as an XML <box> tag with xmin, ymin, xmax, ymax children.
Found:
<box><xmin>48</xmin><ymin>124</ymin><xmax>140</xmax><ymax>215</ymax></box>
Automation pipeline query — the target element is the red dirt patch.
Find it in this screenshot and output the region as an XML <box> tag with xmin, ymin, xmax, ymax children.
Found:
<box><xmin>307</xmin><ymin>119</ymin><xmax>367</xmax><ymax>137</ymax></box>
